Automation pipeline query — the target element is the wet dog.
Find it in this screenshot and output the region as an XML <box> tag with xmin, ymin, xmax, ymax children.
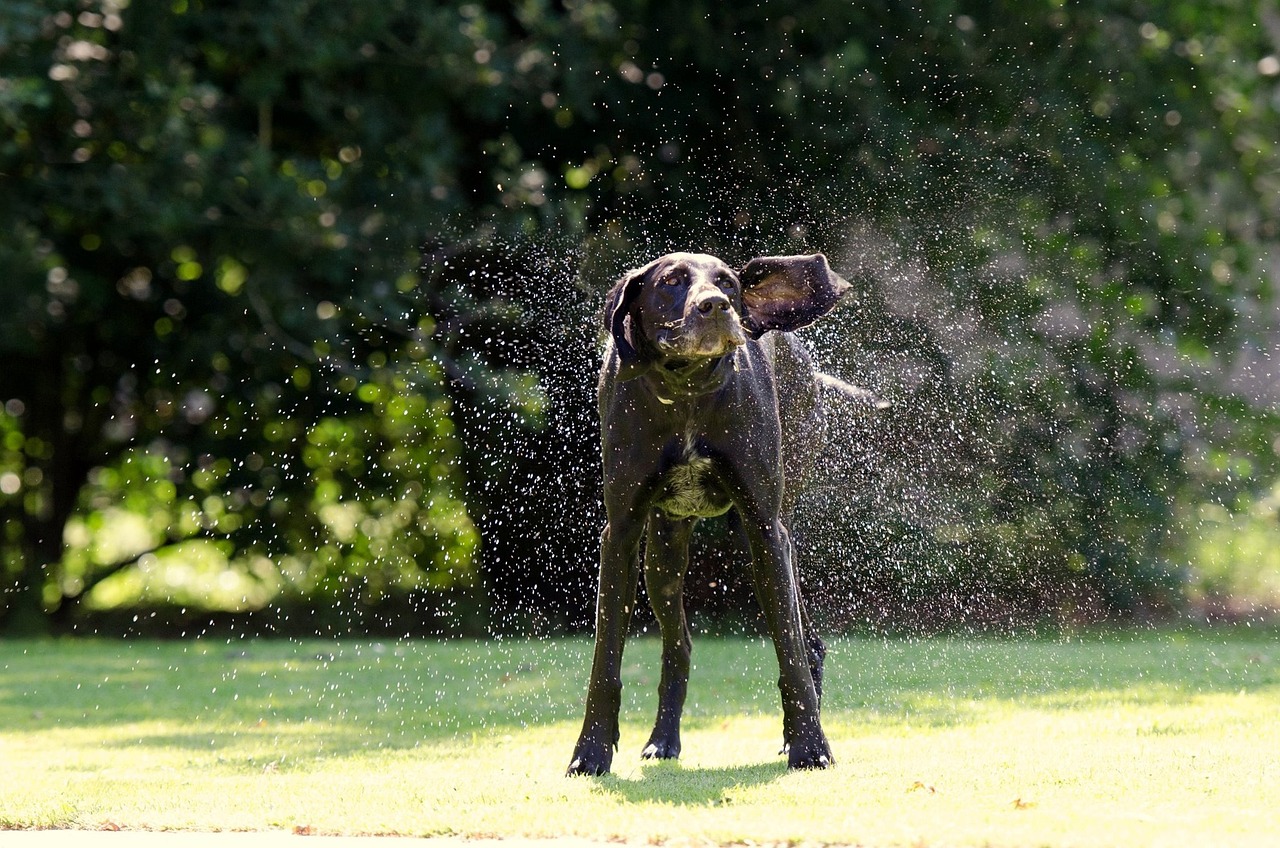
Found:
<box><xmin>568</xmin><ymin>252</ymin><xmax>851</xmax><ymax>775</ymax></box>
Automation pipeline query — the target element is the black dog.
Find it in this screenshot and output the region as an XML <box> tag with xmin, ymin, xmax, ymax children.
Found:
<box><xmin>567</xmin><ymin>252</ymin><xmax>851</xmax><ymax>776</ymax></box>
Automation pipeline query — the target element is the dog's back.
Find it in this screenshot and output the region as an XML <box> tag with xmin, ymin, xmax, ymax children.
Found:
<box><xmin>762</xmin><ymin>333</ymin><xmax>826</xmax><ymax>517</ymax></box>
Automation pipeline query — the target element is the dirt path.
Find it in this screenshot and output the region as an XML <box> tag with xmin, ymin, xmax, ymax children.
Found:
<box><xmin>2</xmin><ymin>834</ymin><xmax>628</xmax><ymax>848</ymax></box>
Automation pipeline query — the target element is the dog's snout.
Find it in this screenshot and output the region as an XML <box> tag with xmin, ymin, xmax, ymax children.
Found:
<box><xmin>696</xmin><ymin>294</ymin><xmax>731</xmax><ymax>315</ymax></box>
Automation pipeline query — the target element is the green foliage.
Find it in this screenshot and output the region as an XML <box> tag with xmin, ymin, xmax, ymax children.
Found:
<box><xmin>1186</xmin><ymin>482</ymin><xmax>1280</xmax><ymax>615</ymax></box>
<box><xmin>1</xmin><ymin>0</ymin><xmax>1278</xmax><ymax>630</ymax></box>
<box><xmin>0</xmin><ymin>0</ymin><xmax>526</xmax><ymax>627</ymax></box>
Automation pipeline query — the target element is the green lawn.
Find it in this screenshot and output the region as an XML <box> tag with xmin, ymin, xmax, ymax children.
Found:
<box><xmin>1</xmin><ymin>630</ymin><xmax>1277</xmax><ymax>846</ymax></box>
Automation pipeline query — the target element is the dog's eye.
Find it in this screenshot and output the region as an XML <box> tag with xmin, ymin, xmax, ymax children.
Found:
<box><xmin>660</xmin><ymin>273</ymin><xmax>681</xmax><ymax>286</ymax></box>
<box><xmin>718</xmin><ymin>274</ymin><xmax>737</xmax><ymax>289</ymax></box>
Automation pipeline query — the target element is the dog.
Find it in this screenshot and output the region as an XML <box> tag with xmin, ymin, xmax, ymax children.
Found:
<box><xmin>567</xmin><ymin>251</ymin><xmax>853</xmax><ymax>776</ymax></box>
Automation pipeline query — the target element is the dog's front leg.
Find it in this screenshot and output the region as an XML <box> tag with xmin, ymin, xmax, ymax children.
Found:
<box><xmin>747</xmin><ymin>518</ymin><xmax>834</xmax><ymax>770</ymax></box>
<box><xmin>567</xmin><ymin>515</ymin><xmax>643</xmax><ymax>776</ymax></box>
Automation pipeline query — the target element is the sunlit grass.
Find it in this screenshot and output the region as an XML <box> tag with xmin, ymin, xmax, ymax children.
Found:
<box><xmin>1</xmin><ymin>630</ymin><xmax>1277</xmax><ymax>846</ymax></box>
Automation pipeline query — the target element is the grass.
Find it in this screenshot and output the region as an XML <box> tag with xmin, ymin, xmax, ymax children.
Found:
<box><xmin>1</xmin><ymin>629</ymin><xmax>1278</xmax><ymax>847</ymax></box>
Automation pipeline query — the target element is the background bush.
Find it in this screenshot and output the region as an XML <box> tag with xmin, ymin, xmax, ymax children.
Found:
<box><xmin>2</xmin><ymin>0</ymin><xmax>1278</xmax><ymax>635</ymax></box>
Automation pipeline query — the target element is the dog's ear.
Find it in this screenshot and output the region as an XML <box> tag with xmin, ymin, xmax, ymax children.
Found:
<box><xmin>603</xmin><ymin>264</ymin><xmax>651</xmax><ymax>381</ymax></box>
<box><xmin>739</xmin><ymin>253</ymin><xmax>850</xmax><ymax>338</ymax></box>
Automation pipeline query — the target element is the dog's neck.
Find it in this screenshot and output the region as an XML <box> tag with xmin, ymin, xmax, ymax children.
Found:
<box><xmin>642</xmin><ymin>354</ymin><xmax>735</xmax><ymax>405</ymax></box>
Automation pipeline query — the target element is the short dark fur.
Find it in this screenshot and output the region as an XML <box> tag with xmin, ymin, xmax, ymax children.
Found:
<box><xmin>568</xmin><ymin>251</ymin><xmax>849</xmax><ymax>775</ymax></box>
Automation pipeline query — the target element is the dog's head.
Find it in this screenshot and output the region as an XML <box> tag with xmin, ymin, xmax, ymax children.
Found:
<box><xmin>604</xmin><ymin>252</ymin><xmax>849</xmax><ymax>380</ymax></box>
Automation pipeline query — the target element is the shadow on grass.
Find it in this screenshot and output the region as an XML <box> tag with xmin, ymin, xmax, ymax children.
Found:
<box><xmin>596</xmin><ymin>759</ymin><xmax>785</xmax><ymax>805</ymax></box>
<box><xmin>2</xmin><ymin>632</ymin><xmax>1276</xmax><ymax>747</ymax></box>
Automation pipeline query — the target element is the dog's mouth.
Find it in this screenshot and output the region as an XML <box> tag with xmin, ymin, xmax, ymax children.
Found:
<box><xmin>654</xmin><ymin>313</ymin><xmax>746</xmax><ymax>359</ymax></box>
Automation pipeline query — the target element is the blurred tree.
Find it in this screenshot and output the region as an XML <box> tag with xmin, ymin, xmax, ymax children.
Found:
<box><xmin>0</xmin><ymin>0</ymin><xmax>546</xmax><ymax>632</ymax></box>
<box><xmin>457</xmin><ymin>0</ymin><xmax>1280</xmax><ymax>628</ymax></box>
<box><xmin>2</xmin><ymin>0</ymin><xmax>1277</xmax><ymax>634</ymax></box>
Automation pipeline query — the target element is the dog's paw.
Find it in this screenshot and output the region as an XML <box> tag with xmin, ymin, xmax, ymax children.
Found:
<box><xmin>566</xmin><ymin>740</ymin><xmax>614</xmax><ymax>776</ymax></box>
<box><xmin>641</xmin><ymin>739</ymin><xmax>680</xmax><ymax>760</ymax></box>
<box><xmin>566</xmin><ymin>753</ymin><xmax>611</xmax><ymax>776</ymax></box>
<box><xmin>786</xmin><ymin>740</ymin><xmax>834</xmax><ymax>770</ymax></box>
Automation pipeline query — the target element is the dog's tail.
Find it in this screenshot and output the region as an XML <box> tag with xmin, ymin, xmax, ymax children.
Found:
<box><xmin>815</xmin><ymin>372</ymin><xmax>891</xmax><ymax>409</ymax></box>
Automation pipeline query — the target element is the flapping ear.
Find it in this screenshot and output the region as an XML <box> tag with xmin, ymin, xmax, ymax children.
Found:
<box><xmin>603</xmin><ymin>265</ymin><xmax>651</xmax><ymax>381</ymax></box>
<box><xmin>739</xmin><ymin>253</ymin><xmax>850</xmax><ymax>338</ymax></box>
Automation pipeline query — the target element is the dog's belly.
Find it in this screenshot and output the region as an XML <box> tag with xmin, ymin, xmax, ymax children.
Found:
<box><xmin>654</xmin><ymin>457</ymin><xmax>733</xmax><ymax>518</ymax></box>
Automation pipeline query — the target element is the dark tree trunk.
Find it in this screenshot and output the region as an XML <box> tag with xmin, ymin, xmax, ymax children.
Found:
<box><xmin>2</xmin><ymin>340</ymin><xmax>92</xmax><ymax>635</ymax></box>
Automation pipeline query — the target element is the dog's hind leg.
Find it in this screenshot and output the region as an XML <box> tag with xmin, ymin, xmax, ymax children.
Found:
<box><xmin>784</xmin><ymin>529</ymin><xmax>826</xmax><ymax>707</ymax></box>
<box><xmin>641</xmin><ymin>511</ymin><xmax>695</xmax><ymax>760</ymax></box>
<box><xmin>797</xmin><ymin>586</ymin><xmax>826</xmax><ymax>706</ymax></box>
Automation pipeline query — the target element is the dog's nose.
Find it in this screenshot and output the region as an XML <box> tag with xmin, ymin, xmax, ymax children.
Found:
<box><xmin>696</xmin><ymin>294</ymin><xmax>730</xmax><ymax>315</ymax></box>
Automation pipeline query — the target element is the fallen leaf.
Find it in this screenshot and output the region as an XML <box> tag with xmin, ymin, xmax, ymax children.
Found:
<box><xmin>1012</xmin><ymin>797</ymin><xmax>1036</xmax><ymax>810</ymax></box>
<box><xmin>908</xmin><ymin>781</ymin><xmax>937</xmax><ymax>794</ymax></box>
<box><xmin>293</xmin><ymin>824</ymin><xmax>313</xmax><ymax>835</ymax></box>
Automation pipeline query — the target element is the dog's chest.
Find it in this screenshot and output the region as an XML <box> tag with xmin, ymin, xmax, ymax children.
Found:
<box><xmin>653</xmin><ymin>446</ymin><xmax>733</xmax><ymax>519</ymax></box>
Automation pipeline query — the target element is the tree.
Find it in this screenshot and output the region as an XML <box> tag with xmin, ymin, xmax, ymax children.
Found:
<box><xmin>439</xmin><ymin>0</ymin><xmax>1280</xmax><ymax>628</ymax></box>
<box><xmin>3</xmin><ymin>0</ymin><xmax>1276</xmax><ymax>634</ymax></box>
<box><xmin>0</xmin><ymin>0</ymin><xmax>544</xmax><ymax>631</ymax></box>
